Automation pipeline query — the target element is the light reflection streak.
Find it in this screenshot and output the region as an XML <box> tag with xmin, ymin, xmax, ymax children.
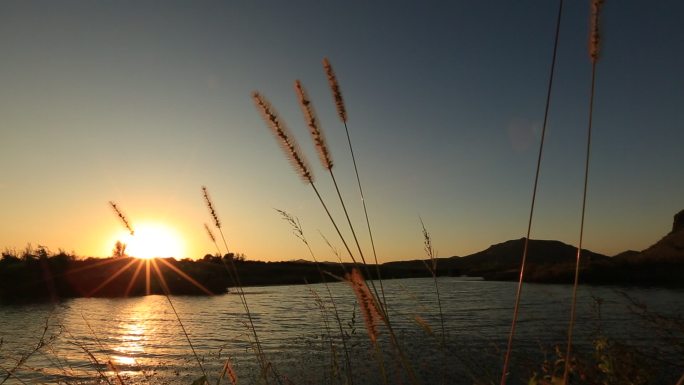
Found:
<box><xmin>110</xmin><ymin>306</ymin><xmax>148</xmax><ymax>371</ymax></box>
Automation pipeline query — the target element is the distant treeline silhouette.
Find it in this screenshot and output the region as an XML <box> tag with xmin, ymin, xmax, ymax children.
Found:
<box><xmin>2</xmin><ymin>228</ymin><xmax>684</xmax><ymax>303</ymax></box>
<box><xmin>0</xmin><ymin>246</ymin><xmax>434</xmax><ymax>302</ymax></box>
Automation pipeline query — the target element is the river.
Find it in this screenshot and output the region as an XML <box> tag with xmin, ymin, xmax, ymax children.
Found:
<box><xmin>1</xmin><ymin>278</ymin><xmax>682</xmax><ymax>384</ymax></box>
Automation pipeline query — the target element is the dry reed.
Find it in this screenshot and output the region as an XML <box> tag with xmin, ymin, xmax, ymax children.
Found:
<box><xmin>256</xmin><ymin>70</ymin><xmax>418</xmax><ymax>385</ymax></box>
<box><xmin>420</xmin><ymin>219</ymin><xmax>446</xmax><ymax>385</ymax></box>
<box><xmin>219</xmin><ymin>357</ymin><xmax>238</xmax><ymax>385</ymax></box>
<box><xmin>202</xmin><ymin>187</ymin><xmax>221</xmax><ymax>229</ymax></box>
<box><xmin>321</xmin><ymin>58</ymin><xmax>389</xmax><ymax>319</ymax></box>
<box><xmin>323</xmin><ymin>58</ymin><xmax>347</xmax><ymax>123</ymax></box>
<box><xmin>562</xmin><ymin>1</ymin><xmax>604</xmax><ymax>383</ymax></box>
<box><xmin>109</xmin><ymin>201</ymin><xmax>134</xmax><ymax>236</ymax></box>
<box><xmin>276</xmin><ymin>209</ymin><xmax>354</xmax><ymax>385</ymax></box>
<box><xmin>253</xmin><ymin>92</ymin><xmax>313</xmax><ymax>183</ymax></box>
<box><xmin>500</xmin><ymin>1</ymin><xmax>565</xmax><ymax>384</ymax></box>
<box><xmin>346</xmin><ymin>268</ymin><xmax>382</xmax><ymax>344</ymax></box>
<box><xmin>204</xmin><ymin>223</ymin><xmax>216</xmax><ymax>244</ymax></box>
<box><xmin>589</xmin><ymin>0</ymin><xmax>604</xmax><ymax>64</ymax></box>
<box><xmin>201</xmin><ymin>186</ymin><xmax>271</xmax><ymax>385</ymax></box>
<box><xmin>294</xmin><ymin>79</ymin><xmax>380</xmax><ymax>300</ymax></box>
<box><xmin>295</xmin><ymin>80</ymin><xmax>333</xmax><ymax>170</ymax></box>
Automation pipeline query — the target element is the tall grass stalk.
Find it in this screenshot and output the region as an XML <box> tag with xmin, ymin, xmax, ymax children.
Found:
<box><xmin>562</xmin><ymin>1</ymin><xmax>604</xmax><ymax>383</ymax></box>
<box><xmin>419</xmin><ymin>219</ymin><xmax>446</xmax><ymax>385</ymax></box>
<box><xmin>252</xmin><ymin>92</ymin><xmax>358</xmax><ymax>268</ymax></box>
<box><xmin>346</xmin><ymin>268</ymin><xmax>389</xmax><ymax>385</ymax></box>
<box><xmin>277</xmin><ymin>209</ymin><xmax>354</xmax><ymax>385</ymax></box>
<box><xmin>109</xmin><ymin>202</ymin><xmax>134</xmax><ymax>236</ymax></box>
<box><xmin>500</xmin><ymin>1</ymin><xmax>564</xmax><ymax>383</ymax></box>
<box><xmin>201</xmin><ymin>187</ymin><xmax>272</xmax><ymax>385</ymax></box>
<box><xmin>254</xmin><ymin>91</ymin><xmax>420</xmax><ymax>385</ymax></box>
<box><xmin>295</xmin><ymin>79</ymin><xmax>385</xmax><ymax>316</ymax></box>
<box><xmin>322</xmin><ymin>58</ymin><xmax>388</xmax><ymax>317</ymax></box>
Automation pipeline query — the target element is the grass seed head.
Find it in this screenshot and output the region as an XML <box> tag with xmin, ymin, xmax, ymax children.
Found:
<box><xmin>109</xmin><ymin>201</ymin><xmax>134</xmax><ymax>236</ymax></box>
<box><xmin>202</xmin><ymin>186</ymin><xmax>221</xmax><ymax>229</ymax></box>
<box><xmin>253</xmin><ymin>92</ymin><xmax>314</xmax><ymax>183</ymax></box>
<box><xmin>346</xmin><ymin>268</ymin><xmax>382</xmax><ymax>343</ymax></box>
<box><xmin>204</xmin><ymin>223</ymin><xmax>216</xmax><ymax>243</ymax></box>
<box><xmin>323</xmin><ymin>57</ymin><xmax>347</xmax><ymax>123</ymax></box>
<box><xmin>295</xmin><ymin>80</ymin><xmax>333</xmax><ymax>170</ymax></box>
<box><xmin>589</xmin><ymin>0</ymin><xmax>604</xmax><ymax>63</ymax></box>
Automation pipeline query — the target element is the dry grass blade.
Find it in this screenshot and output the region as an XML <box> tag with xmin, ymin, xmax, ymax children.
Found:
<box><xmin>500</xmin><ymin>1</ymin><xmax>565</xmax><ymax>383</ymax></box>
<box><xmin>276</xmin><ymin>208</ymin><xmax>354</xmax><ymax>385</ymax></box>
<box><xmin>589</xmin><ymin>0</ymin><xmax>604</xmax><ymax>63</ymax></box>
<box><xmin>413</xmin><ymin>315</ymin><xmax>434</xmax><ymax>336</ymax></box>
<box><xmin>563</xmin><ymin>2</ymin><xmax>604</xmax><ymax>384</ymax></box>
<box><xmin>204</xmin><ymin>223</ymin><xmax>216</xmax><ymax>243</ymax></box>
<box><xmin>253</xmin><ymin>92</ymin><xmax>313</xmax><ymax>182</ymax></box>
<box><xmin>201</xmin><ymin>186</ymin><xmax>270</xmax><ymax>384</ymax></box>
<box><xmin>295</xmin><ymin>80</ymin><xmax>333</xmax><ymax>170</ymax></box>
<box><xmin>420</xmin><ymin>218</ymin><xmax>436</xmax><ymax>274</ymax></box>
<box><xmin>346</xmin><ymin>268</ymin><xmax>382</xmax><ymax>344</ymax></box>
<box><xmin>109</xmin><ymin>201</ymin><xmax>134</xmax><ymax>236</ymax></box>
<box><xmin>219</xmin><ymin>357</ymin><xmax>238</xmax><ymax>385</ymax></box>
<box><xmin>323</xmin><ymin>58</ymin><xmax>347</xmax><ymax>123</ymax></box>
<box><xmin>202</xmin><ymin>187</ymin><xmax>221</xmax><ymax>229</ymax></box>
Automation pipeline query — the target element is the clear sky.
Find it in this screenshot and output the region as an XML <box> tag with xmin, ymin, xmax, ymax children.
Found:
<box><xmin>1</xmin><ymin>1</ymin><xmax>683</xmax><ymax>262</ymax></box>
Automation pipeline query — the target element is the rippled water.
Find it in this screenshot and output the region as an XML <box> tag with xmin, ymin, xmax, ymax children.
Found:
<box><xmin>1</xmin><ymin>278</ymin><xmax>682</xmax><ymax>384</ymax></box>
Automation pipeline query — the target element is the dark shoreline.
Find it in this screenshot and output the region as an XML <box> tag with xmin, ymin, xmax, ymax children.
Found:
<box><xmin>1</xmin><ymin>251</ymin><xmax>682</xmax><ymax>303</ymax></box>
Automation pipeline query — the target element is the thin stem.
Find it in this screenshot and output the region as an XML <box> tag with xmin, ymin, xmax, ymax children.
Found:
<box><xmin>81</xmin><ymin>314</ymin><xmax>125</xmax><ymax>385</ymax></box>
<box><xmin>276</xmin><ymin>210</ymin><xmax>354</xmax><ymax>385</ymax></box>
<box><xmin>343</xmin><ymin>120</ymin><xmax>389</xmax><ymax>317</ymax></box>
<box><xmin>420</xmin><ymin>218</ymin><xmax>447</xmax><ymax>385</ymax></box>
<box><xmin>328</xmin><ymin>169</ymin><xmax>384</xmax><ymax>312</ymax></box>
<box><xmin>0</xmin><ymin>317</ymin><xmax>53</xmax><ymax>385</ymax></box>
<box><xmin>150</xmin><ymin>259</ymin><xmax>208</xmax><ymax>382</ymax></box>
<box><xmin>216</xmin><ymin>230</ymin><xmax>271</xmax><ymax>385</ymax></box>
<box><xmin>310</xmin><ymin>183</ymin><xmax>360</xmax><ymax>266</ymax></box>
<box><xmin>309</xmin><ymin>182</ymin><xmax>420</xmax><ymax>385</ymax></box>
<box><xmin>562</xmin><ymin>59</ymin><xmax>598</xmax><ymax>385</ymax></box>
<box><xmin>500</xmin><ymin>0</ymin><xmax>564</xmax><ymax>383</ymax></box>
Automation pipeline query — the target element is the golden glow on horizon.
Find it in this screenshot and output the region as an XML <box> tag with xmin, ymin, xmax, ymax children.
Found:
<box><xmin>110</xmin><ymin>223</ymin><xmax>184</xmax><ymax>260</ymax></box>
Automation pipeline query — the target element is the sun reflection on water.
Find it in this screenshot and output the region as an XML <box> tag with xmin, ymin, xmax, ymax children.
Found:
<box><xmin>110</xmin><ymin>305</ymin><xmax>147</xmax><ymax>370</ymax></box>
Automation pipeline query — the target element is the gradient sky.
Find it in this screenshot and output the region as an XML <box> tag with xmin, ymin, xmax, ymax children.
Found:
<box><xmin>1</xmin><ymin>1</ymin><xmax>683</xmax><ymax>262</ymax></box>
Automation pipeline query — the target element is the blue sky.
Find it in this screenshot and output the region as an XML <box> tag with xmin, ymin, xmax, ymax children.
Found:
<box><xmin>1</xmin><ymin>0</ymin><xmax>683</xmax><ymax>261</ymax></box>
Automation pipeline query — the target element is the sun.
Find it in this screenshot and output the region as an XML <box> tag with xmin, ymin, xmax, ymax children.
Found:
<box><xmin>111</xmin><ymin>223</ymin><xmax>184</xmax><ymax>259</ymax></box>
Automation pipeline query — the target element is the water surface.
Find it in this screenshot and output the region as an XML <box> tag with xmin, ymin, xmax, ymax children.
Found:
<box><xmin>1</xmin><ymin>278</ymin><xmax>682</xmax><ymax>384</ymax></box>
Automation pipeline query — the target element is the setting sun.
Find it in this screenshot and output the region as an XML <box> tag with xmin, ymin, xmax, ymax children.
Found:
<box><xmin>111</xmin><ymin>223</ymin><xmax>184</xmax><ymax>259</ymax></box>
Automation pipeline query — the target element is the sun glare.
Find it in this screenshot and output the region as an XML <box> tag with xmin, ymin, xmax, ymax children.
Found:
<box><xmin>111</xmin><ymin>223</ymin><xmax>184</xmax><ymax>259</ymax></box>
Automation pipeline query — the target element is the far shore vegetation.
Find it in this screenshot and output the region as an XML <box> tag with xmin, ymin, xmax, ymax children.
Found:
<box><xmin>2</xmin><ymin>228</ymin><xmax>683</xmax><ymax>302</ymax></box>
